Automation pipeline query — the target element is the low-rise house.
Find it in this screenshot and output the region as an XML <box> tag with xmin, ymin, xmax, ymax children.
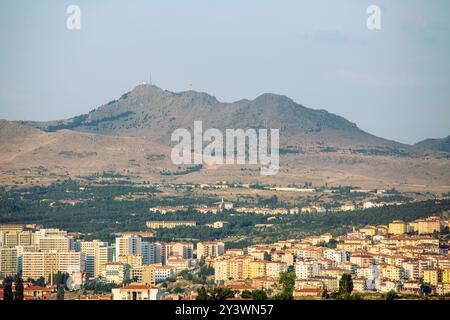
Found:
<box><xmin>112</xmin><ymin>284</ymin><xmax>164</xmax><ymax>300</ymax></box>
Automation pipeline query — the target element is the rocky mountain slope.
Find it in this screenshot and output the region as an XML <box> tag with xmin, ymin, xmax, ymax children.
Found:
<box><xmin>25</xmin><ymin>84</ymin><xmax>409</xmax><ymax>151</ymax></box>
<box><xmin>415</xmin><ymin>135</ymin><xmax>450</xmax><ymax>154</ymax></box>
<box><xmin>1</xmin><ymin>84</ymin><xmax>448</xmax><ymax>192</ymax></box>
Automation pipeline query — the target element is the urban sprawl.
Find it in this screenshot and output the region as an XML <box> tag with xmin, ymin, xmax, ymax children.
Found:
<box><xmin>1</xmin><ymin>212</ymin><xmax>450</xmax><ymax>300</ymax></box>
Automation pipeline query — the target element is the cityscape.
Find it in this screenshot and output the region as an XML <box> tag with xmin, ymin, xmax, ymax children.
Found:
<box><xmin>1</xmin><ymin>194</ymin><xmax>450</xmax><ymax>300</ymax></box>
<box><xmin>0</xmin><ymin>2</ymin><xmax>449</xmax><ymax>313</ymax></box>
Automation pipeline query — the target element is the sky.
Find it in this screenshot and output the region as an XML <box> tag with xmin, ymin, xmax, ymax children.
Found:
<box><xmin>0</xmin><ymin>0</ymin><xmax>449</xmax><ymax>144</ymax></box>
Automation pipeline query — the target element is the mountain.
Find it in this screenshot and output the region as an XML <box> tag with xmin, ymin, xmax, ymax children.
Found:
<box><xmin>24</xmin><ymin>84</ymin><xmax>408</xmax><ymax>150</ymax></box>
<box><xmin>1</xmin><ymin>84</ymin><xmax>449</xmax><ymax>192</ymax></box>
<box><xmin>415</xmin><ymin>135</ymin><xmax>450</xmax><ymax>154</ymax></box>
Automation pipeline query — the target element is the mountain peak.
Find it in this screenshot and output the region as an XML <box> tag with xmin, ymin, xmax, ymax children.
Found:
<box><xmin>254</xmin><ymin>93</ymin><xmax>294</xmax><ymax>105</ymax></box>
<box><xmin>127</xmin><ymin>83</ymin><xmax>169</xmax><ymax>99</ymax></box>
<box><xmin>20</xmin><ymin>84</ymin><xmax>409</xmax><ymax>150</ymax></box>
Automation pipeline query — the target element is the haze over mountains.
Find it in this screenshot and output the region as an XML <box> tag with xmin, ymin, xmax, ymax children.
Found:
<box><xmin>1</xmin><ymin>84</ymin><xmax>449</xmax><ymax>191</ymax></box>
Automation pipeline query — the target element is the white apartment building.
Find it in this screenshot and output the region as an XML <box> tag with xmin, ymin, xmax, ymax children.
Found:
<box><xmin>32</xmin><ymin>228</ymin><xmax>68</xmax><ymax>246</ymax></box>
<box><xmin>103</xmin><ymin>262</ymin><xmax>130</xmax><ymax>284</ymax></box>
<box><xmin>265</xmin><ymin>261</ymin><xmax>288</xmax><ymax>278</ymax></box>
<box><xmin>356</xmin><ymin>265</ymin><xmax>380</xmax><ymax>291</ymax></box>
<box><xmin>323</xmin><ymin>249</ymin><xmax>349</xmax><ymax>264</ymax></box>
<box><xmin>401</xmin><ymin>260</ymin><xmax>420</xmax><ymax>280</ymax></box>
<box><xmin>152</xmin><ymin>265</ymin><xmax>176</xmax><ymax>282</ymax></box>
<box><xmin>39</xmin><ymin>237</ymin><xmax>73</xmax><ymax>252</ymax></box>
<box><xmin>295</xmin><ymin>260</ymin><xmax>320</xmax><ymax>279</ymax></box>
<box><xmin>22</xmin><ymin>250</ymin><xmax>84</xmax><ymax>279</ymax></box>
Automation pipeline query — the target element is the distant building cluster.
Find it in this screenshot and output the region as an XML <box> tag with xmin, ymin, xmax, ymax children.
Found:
<box><xmin>147</xmin><ymin>198</ymin><xmax>409</xmax><ymax>218</ymax></box>
<box><xmin>1</xmin><ymin>214</ymin><xmax>449</xmax><ymax>300</ymax></box>
<box><xmin>0</xmin><ymin>223</ymin><xmax>225</xmax><ymax>300</ymax></box>
<box><xmin>207</xmin><ymin>216</ymin><xmax>450</xmax><ymax>298</ymax></box>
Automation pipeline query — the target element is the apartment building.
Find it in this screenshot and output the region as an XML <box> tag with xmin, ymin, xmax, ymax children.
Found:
<box><xmin>141</xmin><ymin>241</ymin><xmax>158</xmax><ymax>265</ymax></box>
<box><xmin>388</xmin><ymin>221</ymin><xmax>408</xmax><ymax>235</ymax></box>
<box><xmin>39</xmin><ymin>236</ymin><xmax>73</xmax><ymax>252</ymax></box>
<box><xmin>118</xmin><ymin>254</ymin><xmax>143</xmax><ymax>269</ymax></box>
<box><xmin>417</xmin><ymin>217</ymin><xmax>442</xmax><ymax>235</ymax></box>
<box><xmin>115</xmin><ymin>235</ymin><xmax>142</xmax><ymax>259</ymax></box>
<box><xmin>197</xmin><ymin>241</ymin><xmax>224</xmax><ymax>259</ymax></box>
<box><xmin>0</xmin><ymin>230</ymin><xmax>33</xmax><ymax>248</ymax></box>
<box><xmin>166</xmin><ymin>258</ymin><xmax>193</xmax><ymax>271</ymax></box>
<box><xmin>0</xmin><ymin>247</ymin><xmax>18</xmax><ymax>277</ymax></box>
<box><xmin>442</xmin><ymin>268</ymin><xmax>450</xmax><ymax>283</ymax></box>
<box><xmin>103</xmin><ymin>262</ymin><xmax>130</xmax><ymax>284</ymax></box>
<box><xmin>22</xmin><ymin>251</ymin><xmax>84</xmax><ymax>279</ymax></box>
<box><xmin>79</xmin><ymin>240</ymin><xmax>111</xmax><ymax>279</ymax></box>
<box><xmin>146</xmin><ymin>221</ymin><xmax>196</xmax><ymax>229</ymax></box>
<box><xmin>265</xmin><ymin>261</ymin><xmax>287</xmax><ymax>278</ymax></box>
<box><xmin>380</xmin><ymin>264</ymin><xmax>402</xmax><ymax>281</ymax></box>
<box><xmin>423</xmin><ymin>269</ymin><xmax>442</xmax><ymax>286</ymax></box>
<box><xmin>295</xmin><ymin>260</ymin><xmax>320</xmax><ymax>279</ymax></box>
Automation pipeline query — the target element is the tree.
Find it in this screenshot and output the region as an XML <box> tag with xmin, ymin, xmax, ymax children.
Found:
<box><xmin>251</xmin><ymin>289</ymin><xmax>268</xmax><ymax>300</ymax></box>
<box><xmin>339</xmin><ymin>274</ymin><xmax>353</xmax><ymax>295</ymax></box>
<box><xmin>209</xmin><ymin>287</ymin><xmax>236</xmax><ymax>300</ymax></box>
<box><xmin>27</xmin><ymin>277</ymin><xmax>46</xmax><ymax>287</ymax></box>
<box><xmin>385</xmin><ymin>290</ymin><xmax>398</xmax><ymax>300</ymax></box>
<box><xmin>420</xmin><ymin>284</ymin><xmax>432</xmax><ymax>297</ymax></box>
<box><xmin>56</xmin><ymin>285</ymin><xmax>65</xmax><ymax>300</ymax></box>
<box><xmin>14</xmin><ymin>276</ymin><xmax>24</xmax><ymax>300</ymax></box>
<box><xmin>263</xmin><ymin>252</ymin><xmax>272</xmax><ymax>261</ymax></box>
<box><xmin>54</xmin><ymin>271</ymin><xmax>69</xmax><ymax>300</ymax></box>
<box><xmin>196</xmin><ymin>287</ymin><xmax>208</xmax><ymax>300</ymax></box>
<box><xmin>2</xmin><ymin>277</ymin><xmax>14</xmax><ymax>301</ymax></box>
<box><xmin>173</xmin><ymin>286</ymin><xmax>184</xmax><ymax>294</ymax></box>
<box><xmin>241</xmin><ymin>290</ymin><xmax>253</xmax><ymax>299</ymax></box>
<box><xmin>275</xmin><ymin>272</ymin><xmax>296</xmax><ymax>300</ymax></box>
<box><xmin>196</xmin><ymin>287</ymin><xmax>236</xmax><ymax>300</ymax></box>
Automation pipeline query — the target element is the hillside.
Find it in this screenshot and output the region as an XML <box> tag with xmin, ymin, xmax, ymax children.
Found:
<box><xmin>1</xmin><ymin>84</ymin><xmax>448</xmax><ymax>192</ymax></box>
<box><xmin>415</xmin><ymin>135</ymin><xmax>450</xmax><ymax>154</ymax></box>
<box><xmin>25</xmin><ymin>84</ymin><xmax>410</xmax><ymax>151</ymax></box>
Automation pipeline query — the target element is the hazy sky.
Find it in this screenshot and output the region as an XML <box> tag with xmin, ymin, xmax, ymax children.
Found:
<box><xmin>0</xmin><ymin>0</ymin><xmax>449</xmax><ymax>144</ymax></box>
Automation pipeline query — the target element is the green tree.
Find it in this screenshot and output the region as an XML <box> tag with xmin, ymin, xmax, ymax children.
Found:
<box><xmin>14</xmin><ymin>276</ymin><xmax>24</xmax><ymax>300</ymax></box>
<box><xmin>420</xmin><ymin>284</ymin><xmax>432</xmax><ymax>297</ymax></box>
<box><xmin>56</xmin><ymin>285</ymin><xmax>65</xmax><ymax>300</ymax></box>
<box><xmin>54</xmin><ymin>271</ymin><xmax>69</xmax><ymax>300</ymax></box>
<box><xmin>385</xmin><ymin>290</ymin><xmax>398</xmax><ymax>300</ymax></box>
<box><xmin>339</xmin><ymin>274</ymin><xmax>353</xmax><ymax>295</ymax></box>
<box><xmin>263</xmin><ymin>252</ymin><xmax>272</xmax><ymax>261</ymax></box>
<box><xmin>209</xmin><ymin>287</ymin><xmax>236</xmax><ymax>300</ymax></box>
<box><xmin>251</xmin><ymin>289</ymin><xmax>268</xmax><ymax>300</ymax></box>
<box><xmin>241</xmin><ymin>290</ymin><xmax>253</xmax><ymax>299</ymax></box>
<box><xmin>275</xmin><ymin>272</ymin><xmax>296</xmax><ymax>300</ymax></box>
<box><xmin>196</xmin><ymin>287</ymin><xmax>236</xmax><ymax>300</ymax></box>
<box><xmin>196</xmin><ymin>287</ymin><xmax>208</xmax><ymax>300</ymax></box>
<box><xmin>173</xmin><ymin>286</ymin><xmax>184</xmax><ymax>294</ymax></box>
<box><xmin>27</xmin><ymin>277</ymin><xmax>46</xmax><ymax>287</ymax></box>
<box><xmin>2</xmin><ymin>277</ymin><xmax>14</xmax><ymax>301</ymax></box>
